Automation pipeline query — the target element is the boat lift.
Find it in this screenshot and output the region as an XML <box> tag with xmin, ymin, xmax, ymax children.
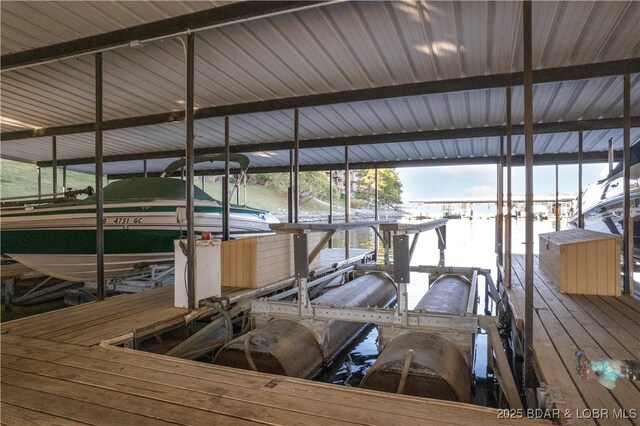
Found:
<box><xmin>249</xmin><ymin>219</ymin><xmax>522</xmax><ymax>408</ymax></box>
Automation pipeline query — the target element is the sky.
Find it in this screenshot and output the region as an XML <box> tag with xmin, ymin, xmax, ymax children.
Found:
<box><xmin>397</xmin><ymin>162</ymin><xmax>609</xmax><ymax>202</ymax></box>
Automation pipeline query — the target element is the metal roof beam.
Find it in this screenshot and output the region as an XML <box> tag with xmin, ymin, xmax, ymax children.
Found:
<box><xmin>3</xmin><ymin>59</ymin><xmax>639</xmax><ymax>142</ymax></box>
<box><xmin>0</xmin><ymin>1</ymin><xmax>323</xmax><ymax>71</ymax></box>
<box><xmin>35</xmin><ymin>116</ymin><xmax>640</xmax><ymax>167</ymax></box>
<box><xmin>105</xmin><ymin>151</ymin><xmax>620</xmax><ymax>179</ymax></box>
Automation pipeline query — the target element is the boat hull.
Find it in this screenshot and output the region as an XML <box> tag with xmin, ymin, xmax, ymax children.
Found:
<box><xmin>7</xmin><ymin>253</ymin><xmax>174</xmax><ymax>282</ymax></box>
<box><xmin>1</xmin><ymin>200</ymin><xmax>277</xmax><ymax>281</ymax></box>
<box><xmin>569</xmin><ymin>162</ymin><xmax>640</xmax><ymax>259</ymax></box>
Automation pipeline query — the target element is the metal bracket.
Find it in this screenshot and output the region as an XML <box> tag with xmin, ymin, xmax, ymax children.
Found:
<box><xmin>250</xmin><ymin>300</ymin><xmax>479</xmax><ymax>334</ymax></box>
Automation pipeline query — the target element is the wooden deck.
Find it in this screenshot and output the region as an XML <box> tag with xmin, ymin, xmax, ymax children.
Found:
<box><xmin>0</xmin><ymin>250</ymin><xmax>553</xmax><ymax>425</ymax></box>
<box><xmin>508</xmin><ymin>254</ymin><xmax>640</xmax><ymax>426</ymax></box>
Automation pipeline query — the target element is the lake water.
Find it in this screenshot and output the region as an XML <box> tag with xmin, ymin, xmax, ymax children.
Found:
<box><xmin>314</xmin><ymin>217</ymin><xmax>563</xmax><ymax>405</ymax></box>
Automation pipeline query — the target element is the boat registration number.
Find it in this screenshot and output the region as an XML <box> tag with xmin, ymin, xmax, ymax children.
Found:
<box><xmin>104</xmin><ymin>217</ymin><xmax>143</xmax><ymax>225</ymax></box>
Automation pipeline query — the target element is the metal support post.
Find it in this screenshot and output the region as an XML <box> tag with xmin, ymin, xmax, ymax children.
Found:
<box><xmin>623</xmin><ymin>74</ymin><xmax>632</xmax><ymax>295</ymax></box>
<box><xmin>95</xmin><ymin>52</ymin><xmax>105</xmax><ymax>300</ymax></box>
<box><xmin>143</xmin><ymin>159</ymin><xmax>147</xmax><ymax>177</ymax></box>
<box><xmin>37</xmin><ymin>167</ymin><xmax>42</xmax><ymax>199</ymax></box>
<box><xmin>555</xmin><ymin>164</ymin><xmax>560</xmax><ymax>231</ymax></box>
<box><xmin>185</xmin><ymin>33</ymin><xmax>196</xmax><ymax>310</ymax></box>
<box><xmin>578</xmin><ymin>131</ymin><xmax>584</xmax><ymax>228</ymax></box>
<box><xmin>294</xmin><ymin>109</ymin><xmax>300</xmax><ymax>223</ymax></box>
<box><xmin>497</xmin><ymin>136</ymin><xmax>504</xmax><ymax>265</ymax></box>
<box><xmin>523</xmin><ymin>0</ymin><xmax>535</xmax><ymax>389</ymax></box>
<box><xmin>293</xmin><ymin>232</ymin><xmax>311</xmax><ymax>314</ymax></box>
<box><xmin>52</xmin><ymin>136</ymin><xmax>57</xmax><ymax>197</ymax></box>
<box><xmin>383</xmin><ymin>230</ymin><xmax>391</xmax><ymax>266</ymax></box>
<box><xmin>393</xmin><ymin>234</ymin><xmax>410</xmax><ymax>326</ymax></box>
<box><xmin>288</xmin><ymin>149</ymin><xmax>293</xmax><ymax>223</ymax></box>
<box><xmin>505</xmin><ymin>87</ymin><xmax>513</xmax><ymax>289</ymax></box>
<box><xmin>374</xmin><ymin>167</ymin><xmax>379</xmax><ymax>262</ymax></box>
<box><xmin>436</xmin><ymin>225</ymin><xmax>446</xmax><ymax>267</ymax></box>
<box><xmin>344</xmin><ymin>146</ymin><xmax>350</xmax><ymax>259</ymax></box>
<box><xmin>328</xmin><ymin>170</ymin><xmax>333</xmax><ymax>248</ymax></box>
<box><xmin>223</xmin><ymin>117</ymin><xmax>230</xmax><ymax>242</ymax></box>
<box><xmin>62</xmin><ymin>166</ymin><xmax>67</xmax><ymax>192</ymax></box>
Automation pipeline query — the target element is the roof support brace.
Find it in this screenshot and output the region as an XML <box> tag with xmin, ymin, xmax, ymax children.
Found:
<box><xmin>34</xmin><ymin>116</ymin><xmax>640</xmax><ymax>169</ymax></box>
<box><xmin>0</xmin><ymin>2</ymin><xmax>323</xmax><ymax>71</ymax></box>
<box><xmin>6</xmin><ymin>59</ymin><xmax>639</xmax><ymax>143</ymax></box>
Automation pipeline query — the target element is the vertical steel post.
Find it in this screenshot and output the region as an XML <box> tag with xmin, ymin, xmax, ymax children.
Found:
<box><xmin>555</xmin><ymin>164</ymin><xmax>560</xmax><ymax>231</ymax></box>
<box><xmin>393</xmin><ymin>234</ymin><xmax>410</xmax><ymax>326</ymax></box>
<box><xmin>294</xmin><ymin>109</ymin><xmax>300</xmax><ymax>223</ymax></box>
<box><xmin>345</xmin><ymin>146</ymin><xmax>350</xmax><ymax>259</ymax></box>
<box><xmin>623</xmin><ymin>74</ymin><xmax>632</xmax><ymax>295</ymax></box>
<box><xmin>374</xmin><ymin>167</ymin><xmax>379</xmax><ymax>262</ymax></box>
<box><xmin>201</xmin><ymin>175</ymin><xmax>206</xmax><ymax>191</ymax></box>
<box><xmin>223</xmin><ymin>116</ymin><xmax>230</xmax><ymax>242</ymax></box>
<box><xmin>578</xmin><ymin>131</ymin><xmax>584</xmax><ymax>228</ymax></box>
<box><xmin>62</xmin><ymin>166</ymin><xmax>67</xmax><ymax>192</ymax></box>
<box><xmin>523</xmin><ymin>0</ymin><xmax>535</xmax><ymax>389</ymax></box>
<box><xmin>186</xmin><ymin>33</ymin><xmax>196</xmax><ymax>310</ymax></box>
<box><xmin>52</xmin><ymin>136</ymin><xmax>57</xmax><ymax>196</ymax></box>
<box><xmin>505</xmin><ymin>87</ymin><xmax>513</xmax><ymax>289</ymax></box>
<box><xmin>496</xmin><ymin>136</ymin><xmax>504</xmax><ymax>266</ymax></box>
<box><xmin>143</xmin><ymin>159</ymin><xmax>147</xmax><ymax>177</ymax></box>
<box><xmin>37</xmin><ymin>167</ymin><xmax>42</xmax><ymax>199</ymax></box>
<box><xmin>328</xmin><ymin>170</ymin><xmax>333</xmax><ymax>249</ymax></box>
<box><xmin>288</xmin><ymin>149</ymin><xmax>293</xmax><ymax>223</ymax></box>
<box><xmin>95</xmin><ymin>52</ymin><xmax>105</xmax><ymax>300</ymax></box>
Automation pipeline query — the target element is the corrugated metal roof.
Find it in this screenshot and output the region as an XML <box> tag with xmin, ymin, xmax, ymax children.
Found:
<box><xmin>1</xmin><ymin>1</ymin><xmax>639</xmax><ymax>174</ymax></box>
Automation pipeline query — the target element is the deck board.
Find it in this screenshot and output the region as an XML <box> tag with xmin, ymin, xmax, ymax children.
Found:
<box><xmin>507</xmin><ymin>254</ymin><xmax>640</xmax><ymax>425</ymax></box>
<box><xmin>0</xmin><ymin>335</ymin><xmax>550</xmax><ymax>425</ymax></box>
<box><xmin>0</xmin><ymin>251</ymin><xmax>553</xmax><ymax>425</ymax></box>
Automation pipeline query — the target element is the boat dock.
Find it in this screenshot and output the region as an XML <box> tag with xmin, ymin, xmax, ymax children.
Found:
<box><xmin>507</xmin><ymin>254</ymin><xmax>640</xmax><ymax>425</ymax></box>
<box><xmin>2</xmin><ymin>266</ymin><xmax>549</xmax><ymax>425</ymax></box>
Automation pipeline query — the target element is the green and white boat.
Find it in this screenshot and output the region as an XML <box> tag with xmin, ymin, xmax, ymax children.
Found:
<box><xmin>0</xmin><ymin>155</ymin><xmax>278</xmax><ymax>281</ymax></box>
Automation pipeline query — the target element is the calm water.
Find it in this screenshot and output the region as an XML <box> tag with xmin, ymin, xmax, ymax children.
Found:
<box><xmin>314</xmin><ymin>217</ymin><xmax>562</xmax><ymax>405</ymax></box>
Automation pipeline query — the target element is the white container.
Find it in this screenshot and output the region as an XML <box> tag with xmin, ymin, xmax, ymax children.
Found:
<box><xmin>174</xmin><ymin>239</ymin><xmax>221</xmax><ymax>308</ymax></box>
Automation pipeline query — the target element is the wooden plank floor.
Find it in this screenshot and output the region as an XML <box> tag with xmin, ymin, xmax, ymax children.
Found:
<box><xmin>0</xmin><ymin>333</ymin><xmax>550</xmax><ymax>425</ymax></box>
<box><xmin>508</xmin><ymin>254</ymin><xmax>640</xmax><ymax>426</ymax></box>
<box><xmin>0</xmin><ymin>248</ymin><xmax>553</xmax><ymax>425</ymax></box>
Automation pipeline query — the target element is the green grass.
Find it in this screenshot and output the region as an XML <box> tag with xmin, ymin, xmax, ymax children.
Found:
<box><xmin>1</xmin><ymin>159</ymin><xmax>335</xmax><ymax>213</ymax></box>
<box><xmin>197</xmin><ymin>178</ymin><xmax>332</xmax><ymax>213</ymax></box>
<box><xmin>1</xmin><ymin>159</ymin><xmax>98</xmax><ymax>198</ymax></box>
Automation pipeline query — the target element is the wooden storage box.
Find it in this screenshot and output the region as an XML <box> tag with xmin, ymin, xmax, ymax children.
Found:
<box><xmin>538</xmin><ymin>229</ymin><xmax>621</xmax><ymax>296</ymax></box>
<box><xmin>221</xmin><ymin>233</ymin><xmax>324</xmax><ymax>289</ymax></box>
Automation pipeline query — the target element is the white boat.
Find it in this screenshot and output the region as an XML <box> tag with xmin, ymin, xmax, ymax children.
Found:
<box><xmin>569</xmin><ymin>140</ymin><xmax>640</xmax><ymax>258</ymax></box>
<box><xmin>0</xmin><ymin>155</ymin><xmax>278</xmax><ymax>281</ymax></box>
